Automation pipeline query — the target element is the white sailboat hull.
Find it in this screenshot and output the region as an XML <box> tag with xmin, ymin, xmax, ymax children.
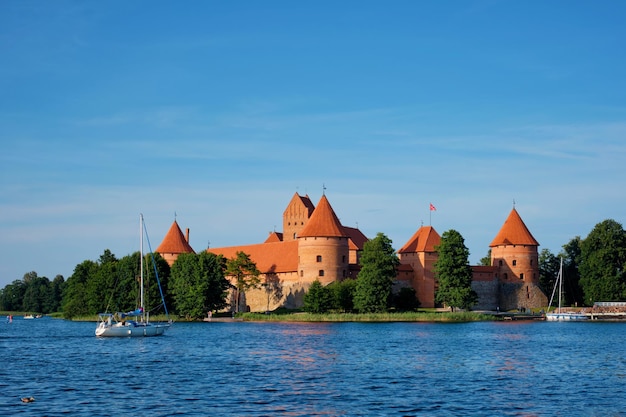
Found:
<box><xmin>95</xmin><ymin>321</ymin><xmax>170</xmax><ymax>337</ymax></box>
<box><xmin>545</xmin><ymin>257</ymin><xmax>588</xmax><ymax>322</ymax></box>
<box><xmin>545</xmin><ymin>312</ymin><xmax>588</xmax><ymax>321</ymax></box>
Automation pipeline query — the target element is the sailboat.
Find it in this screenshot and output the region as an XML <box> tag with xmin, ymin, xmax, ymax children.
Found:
<box><xmin>95</xmin><ymin>214</ymin><xmax>172</xmax><ymax>337</ymax></box>
<box><xmin>545</xmin><ymin>257</ymin><xmax>588</xmax><ymax>321</ymax></box>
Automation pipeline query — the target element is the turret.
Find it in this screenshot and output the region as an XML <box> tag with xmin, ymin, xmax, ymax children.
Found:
<box><xmin>155</xmin><ymin>220</ymin><xmax>195</xmax><ymax>266</ymax></box>
<box><xmin>297</xmin><ymin>195</ymin><xmax>349</xmax><ymax>285</ymax></box>
<box><xmin>490</xmin><ymin>208</ymin><xmax>539</xmax><ymax>284</ymax></box>
<box><xmin>398</xmin><ymin>225</ymin><xmax>441</xmax><ymax>308</ymax></box>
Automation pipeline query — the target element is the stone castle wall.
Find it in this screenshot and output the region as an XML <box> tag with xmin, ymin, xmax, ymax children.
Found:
<box><xmin>472</xmin><ymin>279</ymin><xmax>499</xmax><ymax>311</ymax></box>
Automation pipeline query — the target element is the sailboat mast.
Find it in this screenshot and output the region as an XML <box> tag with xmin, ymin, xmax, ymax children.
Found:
<box><xmin>558</xmin><ymin>257</ymin><xmax>563</xmax><ymax>314</ymax></box>
<box><xmin>140</xmin><ymin>214</ymin><xmax>145</xmax><ymax>322</ymax></box>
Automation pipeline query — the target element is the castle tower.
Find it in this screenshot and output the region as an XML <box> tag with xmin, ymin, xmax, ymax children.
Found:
<box><xmin>297</xmin><ymin>194</ymin><xmax>349</xmax><ymax>285</ymax></box>
<box><xmin>283</xmin><ymin>193</ymin><xmax>315</xmax><ymax>241</ymax></box>
<box><xmin>489</xmin><ymin>208</ymin><xmax>539</xmax><ymax>284</ymax></box>
<box><xmin>155</xmin><ymin>220</ymin><xmax>195</xmax><ymax>266</ymax></box>
<box><xmin>398</xmin><ymin>226</ymin><xmax>441</xmax><ymax>308</ymax></box>
<box><xmin>489</xmin><ymin>207</ymin><xmax>547</xmax><ymax>310</ymax></box>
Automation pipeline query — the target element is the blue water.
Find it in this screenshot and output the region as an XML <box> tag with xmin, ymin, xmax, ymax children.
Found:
<box><xmin>1</xmin><ymin>317</ymin><xmax>625</xmax><ymax>416</ymax></box>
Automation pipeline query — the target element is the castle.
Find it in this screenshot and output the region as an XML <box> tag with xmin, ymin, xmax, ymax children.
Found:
<box><xmin>156</xmin><ymin>192</ymin><xmax>547</xmax><ymax>312</ymax></box>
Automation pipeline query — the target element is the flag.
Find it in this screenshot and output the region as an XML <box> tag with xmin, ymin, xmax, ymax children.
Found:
<box><xmin>430</xmin><ymin>203</ymin><xmax>436</xmax><ymax>211</ymax></box>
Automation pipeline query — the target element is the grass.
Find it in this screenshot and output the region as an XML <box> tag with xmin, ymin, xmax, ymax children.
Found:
<box><xmin>238</xmin><ymin>310</ymin><xmax>497</xmax><ymax>323</ymax></box>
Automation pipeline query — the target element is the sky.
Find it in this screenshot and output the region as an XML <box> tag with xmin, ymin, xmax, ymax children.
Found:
<box><xmin>1</xmin><ymin>1</ymin><xmax>625</xmax><ymax>288</ymax></box>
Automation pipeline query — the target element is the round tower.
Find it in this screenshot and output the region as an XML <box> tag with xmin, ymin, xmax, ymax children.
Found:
<box><xmin>155</xmin><ymin>220</ymin><xmax>195</xmax><ymax>266</ymax></box>
<box><xmin>297</xmin><ymin>195</ymin><xmax>349</xmax><ymax>285</ymax></box>
<box><xmin>489</xmin><ymin>208</ymin><xmax>540</xmax><ymax>284</ymax></box>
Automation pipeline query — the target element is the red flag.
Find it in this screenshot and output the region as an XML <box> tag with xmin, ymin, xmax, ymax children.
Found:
<box><xmin>430</xmin><ymin>203</ymin><xmax>436</xmax><ymax>211</ymax></box>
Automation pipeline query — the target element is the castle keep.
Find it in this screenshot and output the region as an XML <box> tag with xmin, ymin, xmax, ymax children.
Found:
<box><xmin>156</xmin><ymin>192</ymin><xmax>547</xmax><ymax>312</ymax></box>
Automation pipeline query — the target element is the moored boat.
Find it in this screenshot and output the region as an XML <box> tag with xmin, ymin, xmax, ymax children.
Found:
<box><xmin>95</xmin><ymin>214</ymin><xmax>171</xmax><ymax>337</ymax></box>
<box><xmin>545</xmin><ymin>257</ymin><xmax>588</xmax><ymax>322</ymax></box>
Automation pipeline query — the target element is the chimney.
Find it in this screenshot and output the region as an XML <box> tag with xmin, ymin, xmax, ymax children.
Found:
<box><xmin>185</xmin><ymin>228</ymin><xmax>190</xmax><ymax>243</ymax></box>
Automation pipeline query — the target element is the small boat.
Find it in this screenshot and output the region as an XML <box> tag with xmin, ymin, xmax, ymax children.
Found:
<box><xmin>23</xmin><ymin>315</ymin><xmax>34</xmax><ymax>319</ymax></box>
<box><xmin>546</xmin><ymin>257</ymin><xmax>588</xmax><ymax>321</ymax></box>
<box><xmin>95</xmin><ymin>214</ymin><xmax>171</xmax><ymax>337</ymax></box>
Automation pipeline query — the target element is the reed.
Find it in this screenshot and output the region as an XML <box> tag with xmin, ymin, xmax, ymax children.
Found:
<box><xmin>239</xmin><ymin>311</ymin><xmax>496</xmax><ymax>322</ymax></box>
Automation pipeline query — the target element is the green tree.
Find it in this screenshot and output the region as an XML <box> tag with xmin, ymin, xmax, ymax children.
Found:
<box><xmin>225</xmin><ymin>251</ymin><xmax>261</xmax><ymax>313</ymax></box>
<box><xmin>63</xmin><ymin>260</ymin><xmax>98</xmax><ymax>319</ymax></box>
<box><xmin>354</xmin><ymin>232</ymin><xmax>399</xmax><ymax>313</ymax></box>
<box><xmin>303</xmin><ymin>279</ymin><xmax>333</xmax><ymax>313</ymax></box>
<box><xmin>579</xmin><ymin>219</ymin><xmax>626</xmax><ymax>304</ymax></box>
<box><xmin>539</xmin><ymin>248</ymin><xmax>560</xmax><ymax>297</ymax></box>
<box><xmin>434</xmin><ymin>229</ymin><xmax>477</xmax><ymax>311</ymax></box>
<box><xmin>328</xmin><ymin>279</ymin><xmax>357</xmax><ymax>312</ymax></box>
<box><xmin>392</xmin><ymin>287</ymin><xmax>420</xmax><ymax>311</ymax></box>
<box><xmin>479</xmin><ymin>249</ymin><xmax>492</xmax><ymax>266</ymax></box>
<box><xmin>22</xmin><ymin>272</ymin><xmax>51</xmax><ymax>313</ymax></box>
<box><xmin>170</xmin><ymin>252</ymin><xmax>230</xmax><ymax>319</ymax></box>
<box><xmin>86</xmin><ymin>254</ymin><xmax>118</xmax><ymax>314</ymax></box>
<box><xmin>561</xmin><ymin>236</ymin><xmax>584</xmax><ymax>306</ymax></box>
<box><xmin>143</xmin><ymin>252</ymin><xmax>171</xmax><ymax>316</ymax></box>
<box><xmin>0</xmin><ymin>279</ymin><xmax>27</xmax><ymax>311</ymax></box>
<box><xmin>45</xmin><ymin>275</ymin><xmax>65</xmax><ymax>313</ymax></box>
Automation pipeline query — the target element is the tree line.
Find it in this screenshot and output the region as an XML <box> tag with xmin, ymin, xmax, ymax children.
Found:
<box><xmin>1</xmin><ymin>218</ymin><xmax>625</xmax><ymax>316</ymax></box>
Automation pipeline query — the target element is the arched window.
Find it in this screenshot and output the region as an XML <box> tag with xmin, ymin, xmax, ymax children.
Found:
<box><xmin>512</xmin><ymin>260</ymin><xmax>517</xmax><ymax>266</ymax></box>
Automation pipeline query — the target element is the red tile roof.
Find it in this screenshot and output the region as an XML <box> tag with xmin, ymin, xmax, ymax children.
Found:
<box><xmin>156</xmin><ymin>220</ymin><xmax>195</xmax><ymax>254</ymax></box>
<box><xmin>398</xmin><ymin>226</ymin><xmax>441</xmax><ymax>253</ymax></box>
<box><xmin>298</xmin><ymin>195</ymin><xmax>346</xmax><ymax>238</ymax></box>
<box><xmin>207</xmin><ymin>241</ymin><xmax>299</xmax><ymax>273</ymax></box>
<box><xmin>489</xmin><ymin>208</ymin><xmax>539</xmax><ymax>247</ymax></box>
<box><xmin>283</xmin><ymin>192</ymin><xmax>315</xmax><ymax>217</ymax></box>
<box><xmin>342</xmin><ymin>226</ymin><xmax>368</xmax><ymax>250</ymax></box>
<box><xmin>264</xmin><ymin>232</ymin><xmax>283</xmax><ymax>243</ymax></box>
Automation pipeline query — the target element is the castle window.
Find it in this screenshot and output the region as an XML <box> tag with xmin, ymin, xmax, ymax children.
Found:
<box><xmin>499</xmin><ymin>260</ymin><xmax>503</xmax><ymax>266</ymax></box>
<box><xmin>342</xmin><ymin>255</ymin><xmax>346</xmax><ymax>263</ymax></box>
<box><xmin>512</xmin><ymin>260</ymin><xmax>517</xmax><ymax>266</ymax></box>
<box><xmin>503</xmin><ymin>273</ymin><xmax>508</xmax><ymax>280</ymax></box>
<box><xmin>293</xmin><ymin>233</ymin><xmax>297</xmax><ymax>239</ymax></box>
<box><xmin>300</xmin><ymin>270</ymin><xmax>303</xmax><ymax>277</ymax></box>
<box><xmin>530</xmin><ymin>260</ymin><xmax>533</xmax><ymax>266</ymax></box>
<box><xmin>319</xmin><ymin>270</ymin><xmax>324</xmax><ymax>277</ymax></box>
<box><xmin>316</xmin><ymin>255</ymin><xmax>322</xmax><ymax>262</ymax></box>
<box><xmin>520</xmin><ymin>273</ymin><xmax>524</xmax><ymax>280</ymax></box>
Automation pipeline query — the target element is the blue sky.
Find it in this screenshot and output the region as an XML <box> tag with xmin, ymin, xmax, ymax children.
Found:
<box><xmin>1</xmin><ymin>1</ymin><xmax>625</xmax><ymax>288</ymax></box>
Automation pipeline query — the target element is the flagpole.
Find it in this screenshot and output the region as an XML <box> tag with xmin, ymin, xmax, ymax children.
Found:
<box><xmin>429</xmin><ymin>203</ymin><xmax>436</xmax><ymax>226</ymax></box>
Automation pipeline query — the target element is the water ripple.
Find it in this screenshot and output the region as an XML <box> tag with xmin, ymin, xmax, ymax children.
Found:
<box><xmin>2</xmin><ymin>318</ymin><xmax>626</xmax><ymax>416</ymax></box>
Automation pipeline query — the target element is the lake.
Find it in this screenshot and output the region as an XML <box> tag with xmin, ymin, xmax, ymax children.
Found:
<box><xmin>1</xmin><ymin>316</ymin><xmax>625</xmax><ymax>416</ymax></box>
